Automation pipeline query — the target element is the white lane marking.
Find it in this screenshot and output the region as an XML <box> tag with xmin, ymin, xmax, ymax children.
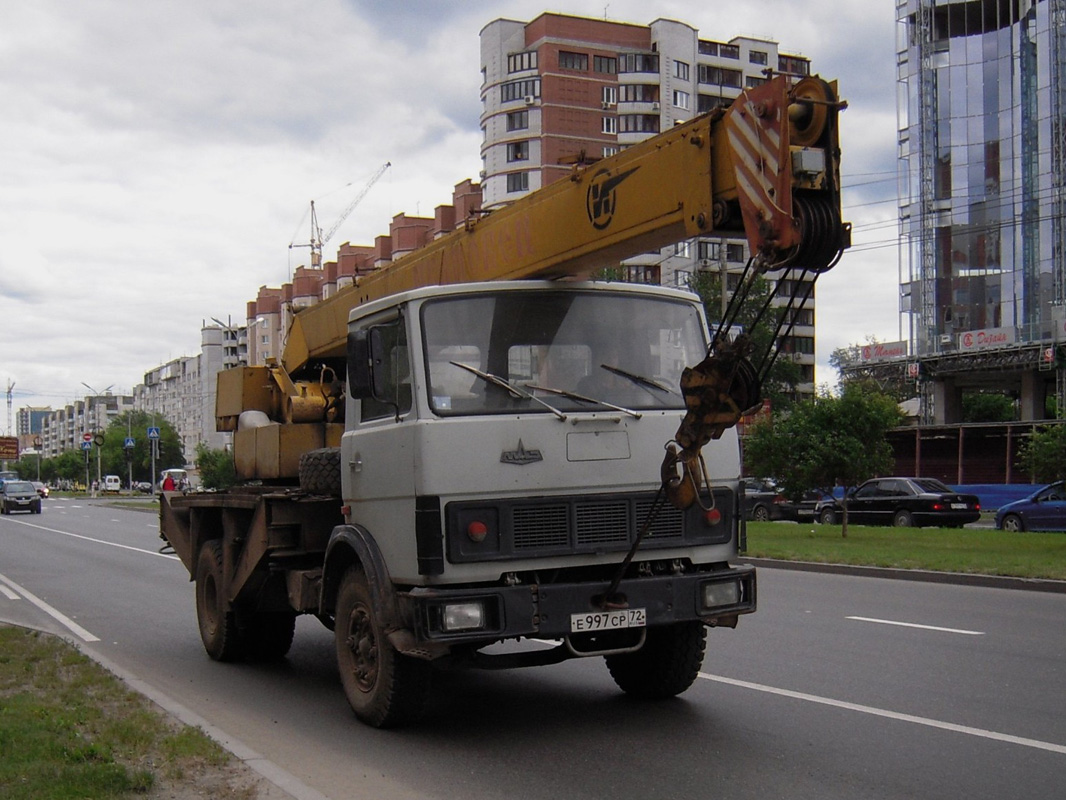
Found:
<box><xmin>1</xmin><ymin>517</ymin><xmax>178</xmax><ymax>560</ymax></box>
<box><xmin>847</xmin><ymin>615</ymin><xmax>985</xmax><ymax>635</ymax></box>
<box><xmin>0</xmin><ymin>572</ymin><xmax>100</xmax><ymax>642</ymax></box>
<box><xmin>0</xmin><ymin>583</ymin><xmax>20</xmax><ymax>600</ymax></box>
<box><xmin>699</xmin><ymin>673</ymin><xmax>1066</xmax><ymax>755</ymax></box>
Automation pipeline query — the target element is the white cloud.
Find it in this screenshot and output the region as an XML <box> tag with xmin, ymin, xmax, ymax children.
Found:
<box><xmin>0</xmin><ymin>0</ymin><xmax>899</xmax><ymax>421</ymax></box>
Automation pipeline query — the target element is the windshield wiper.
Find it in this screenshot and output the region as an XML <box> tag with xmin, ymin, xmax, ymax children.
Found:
<box><xmin>449</xmin><ymin>361</ymin><xmax>567</xmax><ymax>421</ymax></box>
<box><xmin>600</xmin><ymin>364</ymin><xmax>677</xmax><ymax>395</ymax></box>
<box><xmin>525</xmin><ymin>383</ymin><xmax>641</xmax><ymax>419</ymax></box>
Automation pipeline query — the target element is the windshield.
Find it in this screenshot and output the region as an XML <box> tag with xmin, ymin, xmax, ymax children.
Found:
<box><xmin>421</xmin><ymin>289</ymin><xmax>707</xmax><ymax>416</ymax></box>
<box><xmin>5</xmin><ymin>481</ymin><xmax>35</xmax><ymax>493</ymax></box>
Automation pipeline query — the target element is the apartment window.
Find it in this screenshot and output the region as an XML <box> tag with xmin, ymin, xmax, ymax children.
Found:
<box><xmin>601</xmin><ymin>116</ymin><xmax>618</xmax><ymax>134</ymax></box>
<box><xmin>594</xmin><ymin>55</ymin><xmax>617</xmax><ymax>74</ymax></box>
<box><xmin>697</xmin><ymin>94</ymin><xmax>731</xmax><ymax>114</ymax></box>
<box><xmin>624</xmin><ymin>265</ymin><xmax>660</xmax><ymax>284</ymax></box>
<box><xmin>727</xmin><ymin>243</ymin><xmax>745</xmax><ymax>262</ymax></box>
<box><xmin>749</xmin><ymin>50</ymin><xmax>768</xmax><ymax>66</ymax></box>
<box><xmin>674</xmin><ymin>60</ymin><xmax>690</xmax><ymax>81</ymax></box>
<box><xmin>506</xmin><ymin>110</ymin><xmax>528</xmax><ymax>131</ymax></box>
<box><xmin>559</xmin><ymin>51</ymin><xmax>588</xmax><ymax>71</ymax></box>
<box><xmin>674</xmin><ymin>241</ymin><xmax>691</xmax><ymax>258</ymax></box>
<box><xmin>601</xmin><ymin>85</ymin><xmax>618</xmax><ymax>106</ymax></box>
<box><xmin>698</xmin><ymin>41</ymin><xmax>719</xmax><ymax>57</ymax></box>
<box><xmin>619</xmin><ymin>114</ymin><xmax>661</xmax><ymax>134</ymax></box>
<box><xmin>508</xmin><ymin>51</ymin><xmax>538</xmax><ymax>73</ymax></box>
<box><xmin>778</xmin><ymin>55</ymin><xmax>810</xmax><ymax>76</ymax></box>
<box><xmin>673</xmin><ymin>90</ymin><xmax>690</xmax><ymax>110</ymax></box>
<box><xmin>619</xmin><ymin>84</ymin><xmax>659</xmax><ymax>103</ymax></box>
<box><xmin>507</xmin><ymin>141</ymin><xmax>529</xmax><ymax>162</ymax></box>
<box><xmin>501</xmin><ymin>79</ymin><xmax>541</xmax><ymax>103</ymax></box>
<box><xmin>746</xmin><ymin>75</ymin><xmax>767</xmax><ymax>88</ymax></box>
<box><xmin>698</xmin><ymin>65</ymin><xmax>742</xmax><ymax>88</ymax></box>
<box><xmin>719</xmin><ymin>44</ymin><xmax>740</xmax><ymax>59</ymax></box>
<box><xmin>619</xmin><ymin>52</ymin><xmax>659</xmax><ymax>73</ymax></box>
<box><xmin>506</xmin><ymin>172</ymin><xmax>529</xmax><ymax>193</ymax></box>
<box><xmin>602</xmin><ymin>145</ymin><xmax>619</xmax><ymax>158</ymax></box>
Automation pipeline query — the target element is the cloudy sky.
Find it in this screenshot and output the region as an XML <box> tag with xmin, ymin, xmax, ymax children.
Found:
<box><xmin>0</xmin><ymin>0</ymin><xmax>901</xmax><ymax>426</ymax></box>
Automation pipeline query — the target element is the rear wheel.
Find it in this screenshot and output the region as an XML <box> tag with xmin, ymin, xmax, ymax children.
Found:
<box><xmin>195</xmin><ymin>540</ymin><xmax>245</xmax><ymax>662</ymax></box>
<box><xmin>334</xmin><ymin>566</ymin><xmax>431</xmax><ymax>727</ymax></box>
<box><xmin>605</xmin><ymin>622</ymin><xmax>706</xmax><ymax>699</ymax></box>
<box><xmin>1000</xmin><ymin>513</ymin><xmax>1025</xmax><ymax>533</ymax></box>
<box><xmin>893</xmin><ymin>509</ymin><xmax>914</xmax><ymax>528</ymax></box>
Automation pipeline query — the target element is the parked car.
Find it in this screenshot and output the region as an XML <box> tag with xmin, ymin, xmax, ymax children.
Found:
<box><xmin>781</xmin><ymin>488</ymin><xmax>835</xmax><ymax>522</ymax></box>
<box><xmin>1</xmin><ymin>480</ymin><xmax>43</xmax><ymax>514</ymax></box>
<box><xmin>31</xmin><ymin>481</ymin><xmax>49</xmax><ymax>499</ymax></box>
<box><xmin>133</xmin><ymin>481</ymin><xmax>153</xmax><ymax>494</ymax></box>
<box><xmin>742</xmin><ymin>478</ymin><xmax>789</xmax><ymax>522</ymax></box>
<box><xmin>995</xmin><ymin>481</ymin><xmax>1066</xmax><ymax>532</ymax></box>
<box><xmin>816</xmin><ymin>477</ymin><xmax>980</xmax><ymax>527</ymax></box>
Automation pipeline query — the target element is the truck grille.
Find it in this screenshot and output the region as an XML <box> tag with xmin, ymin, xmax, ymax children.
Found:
<box><xmin>448</xmin><ymin>489</ymin><xmax>730</xmax><ymax>563</ymax></box>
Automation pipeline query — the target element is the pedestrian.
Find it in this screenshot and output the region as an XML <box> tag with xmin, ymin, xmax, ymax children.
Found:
<box><xmin>162</xmin><ymin>474</ymin><xmax>176</xmax><ymax>492</ymax></box>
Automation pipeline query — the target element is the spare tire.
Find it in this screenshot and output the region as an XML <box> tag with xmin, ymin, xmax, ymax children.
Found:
<box><xmin>299</xmin><ymin>447</ymin><xmax>342</xmax><ymax>496</ymax></box>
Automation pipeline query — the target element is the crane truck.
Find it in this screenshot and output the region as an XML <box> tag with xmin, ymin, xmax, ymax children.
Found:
<box><xmin>160</xmin><ymin>75</ymin><xmax>849</xmax><ymax>727</ymax></box>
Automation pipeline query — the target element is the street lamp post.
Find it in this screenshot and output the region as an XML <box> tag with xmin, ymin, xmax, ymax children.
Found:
<box><xmin>80</xmin><ymin>382</ymin><xmax>113</xmax><ymax>494</ymax></box>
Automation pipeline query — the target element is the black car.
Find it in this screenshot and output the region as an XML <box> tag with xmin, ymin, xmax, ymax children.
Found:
<box><xmin>817</xmin><ymin>477</ymin><xmax>980</xmax><ymax>528</ymax></box>
<box><xmin>1</xmin><ymin>480</ymin><xmax>43</xmax><ymax>514</ymax></box>
<box><xmin>742</xmin><ymin>478</ymin><xmax>788</xmax><ymax>522</ymax></box>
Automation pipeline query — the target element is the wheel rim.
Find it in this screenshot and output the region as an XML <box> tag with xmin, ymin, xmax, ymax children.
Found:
<box><xmin>344</xmin><ymin>604</ymin><xmax>379</xmax><ymax>693</ymax></box>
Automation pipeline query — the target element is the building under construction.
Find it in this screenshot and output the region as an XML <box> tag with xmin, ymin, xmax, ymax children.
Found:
<box><xmin>844</xmin><ymin>1</ymin><xmax>1066</xmax><ymax>482</ymax></box>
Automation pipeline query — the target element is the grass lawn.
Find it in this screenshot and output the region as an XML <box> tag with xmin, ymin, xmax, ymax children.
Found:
<box><xmin>0</xmin><ymin>626</ymin><xmax>255</xmax><ymax>800</ymax></box>
<box><xmin>744</xmin><ymin>522</ymin><xmax>1066</xmax><ymax>581</ymax></box>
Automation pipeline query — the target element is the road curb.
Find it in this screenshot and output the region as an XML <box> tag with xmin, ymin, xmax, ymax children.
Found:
<box><xmin>737</xmin><ymin>557</ymin><xmax>1066</xmax><ymax>594</ymax></box>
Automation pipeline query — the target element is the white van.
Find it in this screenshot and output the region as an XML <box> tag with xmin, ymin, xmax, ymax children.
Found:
<box><xmin>102</xmin><ymin>475</ymin><xmax>122</xmax><ymax>493</ymax></box>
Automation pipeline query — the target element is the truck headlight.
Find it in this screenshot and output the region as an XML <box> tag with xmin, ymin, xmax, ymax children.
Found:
<box><xmin>701</xmin><ymin>580</ymin><xmax>740</xmax><ymax>611</ymax></box>
<box><xmin>442</xmin><ymin>601</ymin><xmax>487</xmax><ymax>632</ymax></box>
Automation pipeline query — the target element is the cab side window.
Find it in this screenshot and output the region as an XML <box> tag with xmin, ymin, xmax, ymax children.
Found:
<box><xmin>360</xmin><ymin>318</ymin><xmax>413</xmax><ymax>421</ymax></box>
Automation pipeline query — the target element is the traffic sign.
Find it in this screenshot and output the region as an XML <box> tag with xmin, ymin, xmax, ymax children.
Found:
<box><xmin>124</xmin><ymin>437</ymin><xmax>136</xmax><ymax>449</ymax></box>
<box><xmin>82</xmin><ymin>432</ymin><xmax>93</xmax><ymax>443</ymax></box>
<box><xmin>147</xmin><ymin>427</ymin><xmax>161</xmax><ymax>440</ymax></box>
<box><xmin>81</xmin><ymin>441</ymin><xmax>92</xmax><ymax>450</ymax></box>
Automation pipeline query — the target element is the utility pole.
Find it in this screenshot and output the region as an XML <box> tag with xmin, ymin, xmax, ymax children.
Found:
<box><xmin>5</xmin><ymin>380</ymin><xmax>13</xmax><ymax>436</ymax></box>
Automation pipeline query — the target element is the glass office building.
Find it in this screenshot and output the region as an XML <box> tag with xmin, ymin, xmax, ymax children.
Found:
<box><xmin>897</xmin><ymin>0</ymin><xmax>1066</xmax><ymax>358</ymax></box>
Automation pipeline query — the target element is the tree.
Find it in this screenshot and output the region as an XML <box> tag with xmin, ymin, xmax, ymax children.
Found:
<box><xmin>744</xmin><ymin>382</ymin><xmax>903</xmax><ymax>536</ymax></box>
<box><xmin>687</xmin><ymin>270</ymin><xmax>802</xmax><ymax>412</ymax></box>
<box><xmin>101</xmin><ymin>411</ymin><xmax>184</xmax><ymax>484</ymax></box>
<box><xmin>1017</xmin><ymin>424</ymin><xmax>1066</xmax><ymax>483</ymax></box>
<box><xmin>195</xmin><ymin>443</ymin><xmax>236</xmax><ymax>491</ymax></box>
<box><xmin>961</xmin><ymin>391</ymin><xmax>1015</xmax><ymax>423</ymax></box>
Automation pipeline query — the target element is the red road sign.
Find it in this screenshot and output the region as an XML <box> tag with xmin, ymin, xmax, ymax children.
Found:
<box><xmin>82</xmin><ymin>432</ymin><xmax>93</xmax><ymax>442</ymax></box>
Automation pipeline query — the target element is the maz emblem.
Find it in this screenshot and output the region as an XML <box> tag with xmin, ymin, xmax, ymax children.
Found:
<box><xmin>500</xmin><ymin>439</ymin><xmax>543</xmax><ymax>466</ymax></box>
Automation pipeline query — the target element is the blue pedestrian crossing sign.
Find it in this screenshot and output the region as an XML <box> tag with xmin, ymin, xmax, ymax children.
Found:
<box><xmin>124</xmin><ymin>437</ymin><xmax>136</xmax><ymax>449</ymax></box>
<box><xmin>147</xmin><ymin>427</ymin><xmax>161</xmax><ymax>440</ymax></box>
<box><xmin>81</xmin><ymin>441</ymin><xmax>92</xmax><ymax>450</ymax></box>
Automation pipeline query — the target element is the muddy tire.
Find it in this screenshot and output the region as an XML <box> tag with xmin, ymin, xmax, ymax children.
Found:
<box><xmin>299</xmin><ymin>447</ymin><xmax>342</xmax><ymax>496</ymax></box>
<box><xmin>605</xmin><ymin>621</ymin><xmax>706</xmax><ymax>699</ymax></box>
<box><xmin>334</xmin><ymin>566</ymin><xmax>431</xmax><ymax>728</ymax></box>
<box><xmin>195</xmin><ymin>540</ymin><xmax>245</xmax><ymax>662</ymax></box>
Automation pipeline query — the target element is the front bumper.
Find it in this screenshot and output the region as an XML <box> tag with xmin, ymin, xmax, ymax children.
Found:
<box><xmin>403</xmin><ymin>564</ymin><xmax>756</xmax><ymax>645</ymax></box>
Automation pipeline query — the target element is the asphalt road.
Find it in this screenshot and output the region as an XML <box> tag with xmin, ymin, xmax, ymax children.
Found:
<box><xmin>2</xmin><ymin>500</ymin><xmax>1064</xmax><ymax>800</ymax></box>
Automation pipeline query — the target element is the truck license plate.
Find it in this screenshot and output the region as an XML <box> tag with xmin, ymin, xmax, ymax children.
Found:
<box><xmin>570</xmin><ymin>608</ymin><xmax>646</xmax><ymax>633</ymax></box>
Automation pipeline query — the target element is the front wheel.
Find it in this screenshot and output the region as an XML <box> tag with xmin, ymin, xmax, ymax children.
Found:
<box><xmin>334</xmin><ymin>566</ymin><xmax>432</xmax><ymax>728</ymax></box>
<box><xmin>605</xmin><ymin>621</ymin><xmax>706</xmax><ymax>699</ymax></box>
<box><xmin>752</xmin><ymin>505</ymin><xmax>770</xmax><ymax>522</ymax></box>
<box><xmin>818</xmin><ymin>507</ymin><xmax>837</xmax><ymax>525</ymax></box>
<box><xmin>1000</xmin><ymin>513</ymin><xmax>1025</xmax><ymax>533</ymax></box>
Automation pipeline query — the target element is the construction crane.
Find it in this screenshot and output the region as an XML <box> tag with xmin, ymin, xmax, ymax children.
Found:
<box><xmin>291</xmin><ymin>161</ymin><xmax>391</xmax><ymax>267</ymax></box>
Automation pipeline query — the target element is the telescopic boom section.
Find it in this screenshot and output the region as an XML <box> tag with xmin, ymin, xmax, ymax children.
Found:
<box><xmin>281</xmin><ymin>74</ymin><xmax>848</xmax><ymax>378</ymax></box>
